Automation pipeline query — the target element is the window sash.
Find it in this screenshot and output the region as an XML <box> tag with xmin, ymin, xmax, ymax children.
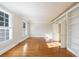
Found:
<box><xmin>0</xmin><ymin>11</ymin><xmax>9</xmax><ymax>27</ymax></box>
<box><xmin>0</xmin><ymin>28</ymin><xmax>11</xmax><ymax>41</ymax></box>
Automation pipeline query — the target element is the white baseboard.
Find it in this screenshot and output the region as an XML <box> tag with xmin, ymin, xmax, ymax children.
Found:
<box><xmin>0</xmin><ymin>36</ymin><xmax>29</xmax><ymax>55</ymax></box>
<box><xmin>67</xmin><ymin>48</ymin><xmax>79</xmax><ymax>57</ymax></box>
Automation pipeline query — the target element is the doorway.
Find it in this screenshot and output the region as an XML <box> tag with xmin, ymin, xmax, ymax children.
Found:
<box><xmin>58</xmin><ymin>20</ymin><xmax>67</xmax><ymax>48</ymax></box>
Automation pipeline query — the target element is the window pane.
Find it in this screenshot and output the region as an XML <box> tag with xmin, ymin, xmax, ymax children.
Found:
<box><xmin>0</xmin><ymin>22</ymin><xmax>4</xmax><ymax>26</ymax></box>
<box><xmin>0</xmin><ymin>16</ymin><xmax>4</xmax><ymax>21</ymax></box>
<box><xmin>23</xmin><ymin>22</ymin><xmax>26</xmax><ymax>28</ymax></box>
<box><xmin>0</xmin><ymin>29</ymin><xmax>5</xmax><ymax>41</ymax></box>
<box><xmin>0</xmin><ymin>11</ymin><xmax>4</xmax><ymax>16</ymax></box>
<box><xmin>5</xmin><ymin>13</ymin><xmax>9</xmax><ymax>19</ymax></box>
<box><xmin>5</xmin><ymin>18</ymin><xmax>9</xmax><ymax>22</ymax></box>
<box><xmin>6</xmin><ymin>29</ymin><xmax>9</xmax><ymax>40</ymax></box>
<box><xmin>5</xmin><ymin>22</ymin><xmax>8</xmax><ymax>27</ymax></box>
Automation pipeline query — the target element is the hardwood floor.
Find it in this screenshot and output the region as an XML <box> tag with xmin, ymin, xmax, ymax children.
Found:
<box><xmin>1</xmin><ymin>37</ymin><xmax>75</xmax><ymax>57</ymax></box>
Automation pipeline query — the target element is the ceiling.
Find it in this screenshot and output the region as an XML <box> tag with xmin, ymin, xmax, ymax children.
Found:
<box><xmin>0</xmin><ymin>2</ymin><xmax>76</xmax><ymax>23</ymax></box>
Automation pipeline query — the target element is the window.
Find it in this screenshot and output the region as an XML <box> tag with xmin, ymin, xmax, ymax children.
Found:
<box><xmin>23</xmin><ymin>21</ymin><xmax>28</xmax><ymax>36</ymax></box>
<box><xmin>23</xmin><ymin>22</ymin><xmax>26</xmax><ymax>29</ymax></box>
<box><xmin>23</xmin><ymin>22</ymin><xmax>26</xmax><ymax>36</ymax></box>
<box><xmin>0</xmin><ymin>11</ymin><xmax>11</xmax><ymax>41</ymax></box>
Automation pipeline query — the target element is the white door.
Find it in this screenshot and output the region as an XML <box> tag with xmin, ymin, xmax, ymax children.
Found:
<box><xmin>60</xmin><ymin>20</ymin><xmax>67</xmax><ymax>48</ymax></box>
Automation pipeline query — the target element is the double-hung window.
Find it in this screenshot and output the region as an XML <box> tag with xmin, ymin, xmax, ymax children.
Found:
<box><xmin>0</xmin><ymin>11</ymin><xmax>11</xmax><ymax>41</ymax></box>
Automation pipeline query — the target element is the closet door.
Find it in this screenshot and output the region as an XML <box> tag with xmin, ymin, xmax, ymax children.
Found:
<box><xmin>68</xmin><ymin>6</ymin><xmax>79</xmax><ymax>55</ymax></box>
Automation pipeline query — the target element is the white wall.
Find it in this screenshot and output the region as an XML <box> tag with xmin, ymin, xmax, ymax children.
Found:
<box><xmin>0</xmin><ymin>6</ymin><xmax>29</xmax><ymax>55</ymax></box>
<box><xmin>30</xmin><ymin>22</ymin><xmax>52</xmax><ymax>37</ymax></box>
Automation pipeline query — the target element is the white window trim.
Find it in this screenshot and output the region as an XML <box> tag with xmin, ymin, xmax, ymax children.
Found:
<box><xmin>0</xmin><ymin>8</ymin><xmax>12</xmax><ymax>41</ymax></box>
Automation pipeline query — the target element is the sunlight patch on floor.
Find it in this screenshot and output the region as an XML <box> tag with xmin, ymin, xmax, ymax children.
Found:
<box><xmin>22</xmin><ymin>43</ymin><xmax>28</xmax><ymax>56</ymax></box>
<box><xmin>46</xmin><ymin>42</ymin><xmax>61</xmax><ymax>48</ymax></box>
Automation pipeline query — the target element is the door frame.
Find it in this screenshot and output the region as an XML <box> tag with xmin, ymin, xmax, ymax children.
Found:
<box><xmin>57</xmin><ymin>15</ymin><xmax>67</xmax><ymax>48</ymax></box>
